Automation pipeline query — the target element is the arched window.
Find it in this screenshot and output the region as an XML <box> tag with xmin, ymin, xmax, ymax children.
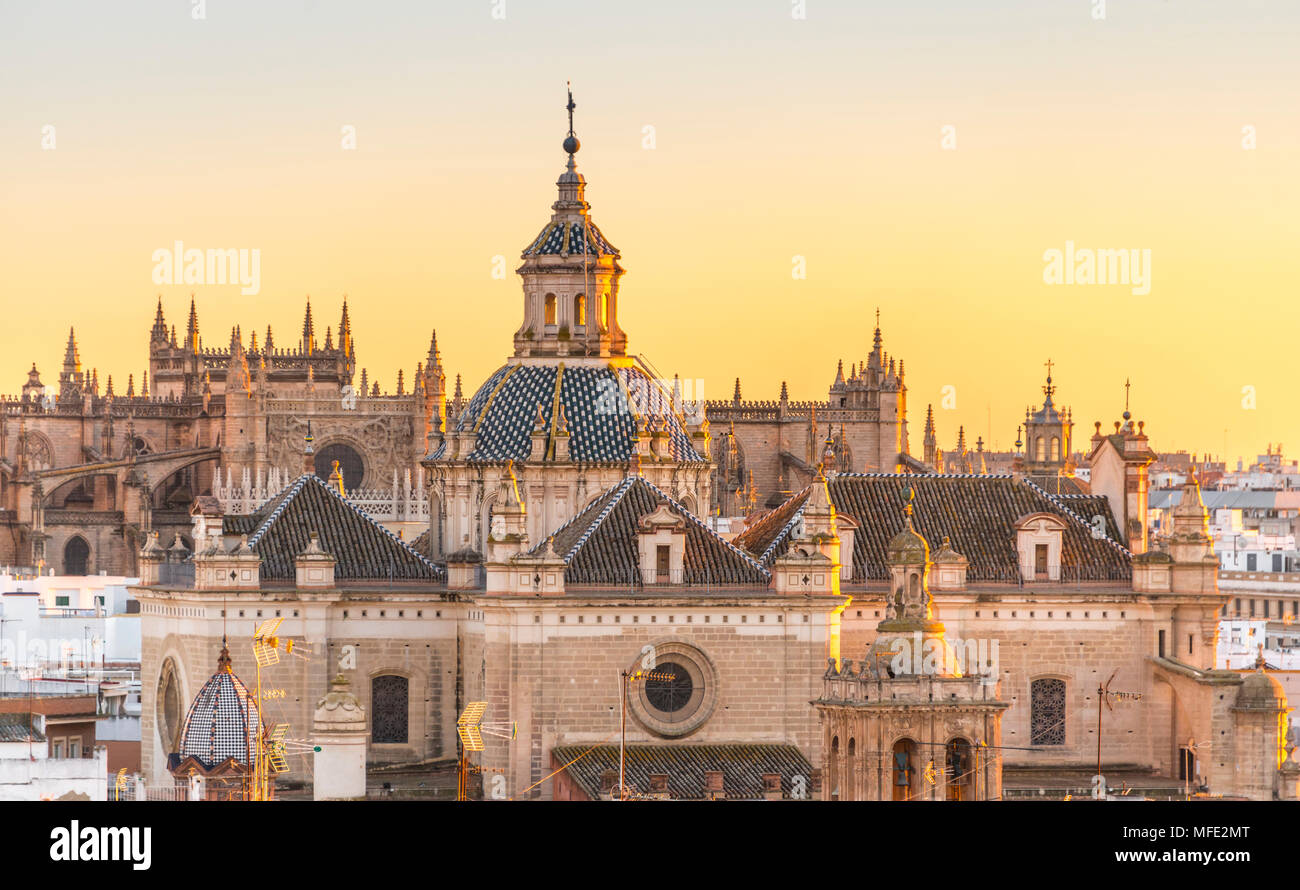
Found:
<box><xmin>157</xmin><ymin>658</ymin><xmax>182</xmax><ymax>753</ymax></box>
<box><xmin>64</xmin><ymin>536</ymin><xmax>89</xmax><ymax>575</ymax></box>
<box><xmin>846</xmin><ymin>737</ymin><xmax>857</xmax><ymax>801</ymax></box>
<box><xmin>1035</xmin><ymin>437</ymin><xmax>1046</xmax><ymax>462</ymax></box>
<box><xmin>544</xmin><ymin>294</ymin><xmax>557</xmax><ymax>325</ymax></box>
<box><xmin>892</xmin><ymin>738</ymin><xmax>917</xmax><ymax>801</ymax></box>
<box><xmin>830</xmin><ymin>735</ymin><xmax>840</xmax><ymax>799</ymax></box>
<box><xmin>1030</xmin><ymin>678</ymin><xmax>1066</xmax><ymax>745</ymax></box>
<box><xmin>1050</xmin><ymin>436</ymin><xmax>1060</xmax><ymax>462</ymax></box>
<box><xmin>946</xmin><ymin>737</ymin><xmax>973</xmax><ymax>800</ymax></box>
<box><xmin>371</xmin><ymin>675</ymin><xmax>409</xmax><ymax>744</ymax></box>
<box><xmin>574</xmin><ymin>294</ymin><xmax>586</xmax><ymax>326</ymax></box>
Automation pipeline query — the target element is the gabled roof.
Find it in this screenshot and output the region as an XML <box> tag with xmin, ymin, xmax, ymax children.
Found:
<box><xmin>530</xmin><ymin>476</ymin><xmax>770</xmax><ymax>587</ymax></box>
<box><xmin>748</xmin><ymin>473</ymin><xmax>1130</xmax><ymax>583</ymax></box>
<box><xmin>552</xmin><ymin>744</ymin><xmax>812</xmax><ymax>801</ymax></box>
<box><xmin>833</xmin><ymin>474</ymin><xmax>1130</xmax><ymax>583</ymax></box>
<box><xmin>233</xmin><ymin>474</ymin><xmax>443</xmax><ymax>582</ymax></box>
<box><xmin>732</xmin><ymin>486</ymin><xmax>812</xmax><ymax>563</ymax></box>
<box><xmin>1024</xmin><ymin>473</ymin><xmax>1089</xmax><ymax>496</ymax></box>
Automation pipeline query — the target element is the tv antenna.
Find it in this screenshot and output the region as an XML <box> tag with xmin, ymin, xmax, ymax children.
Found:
<box><xmin>455</xmin><ymin>701</ymin><xmax>516</xmax><ymax>801</ymax></box>
<box><xmin>249</xmin><ymin>617</ymin><xmax>312</xmax><ymax>801</ymax></box>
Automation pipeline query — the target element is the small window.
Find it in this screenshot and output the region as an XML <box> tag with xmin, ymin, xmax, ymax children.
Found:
<box><xmin>574</xmin><ymin>294</ymin><xmax>586</xmax><ymax>326</ymax></box>
<box><xmin>1158</xmin><ymin>629</ymin><xmax>1166</xmax><ymax>658</ymax></box>
<box><xmin>544</xmin><ymin>293</ymin><xmax>557</xmax><ymax>325</ymax></box>
<box><xmin>656</xmin><ymin>545</ymin><xmax>670</xmax><ymax>582</ymax></box>
<box><xmin>55</xmin><ymin>595</ymin><xmax>70</xmax><ymax>607</ymax></box>
<box><xmin>1030</xmin><ymin>678</ymin><xmax>1066</xmax><ymax>746</ymax></box>
<box><xmin>371</xmin><ymin>675</ymin><xmax>410</xmax><ymax>744</ymax></box>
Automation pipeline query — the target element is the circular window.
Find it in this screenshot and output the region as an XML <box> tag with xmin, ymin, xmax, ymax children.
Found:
<box><xmin>644</xmin><ymin>662</ymin><xmax>693</xmax><ymax>714</ymax></box>
<box><xmin>630</xmin><ymin>643</ymin><xmax>717</xmax><ymax>738</ymax></box>
<box><xmin>314</xmin><ymin>443</ymin><xmax>365</xmax><ymax>491</ymax></box>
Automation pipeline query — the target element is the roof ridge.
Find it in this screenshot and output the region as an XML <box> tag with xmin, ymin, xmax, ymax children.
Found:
<box><xmin>636</xmin><ymin>476</ymin><xmax>770</xmax><ymax>578</ymax></box>
<box><xmin>1021</xmin><ymin>477</ymin><xmax>1133</xmax><ymax>557</ymax></box>
<box><xmin>307</xmin><ymin>473</ymin><xmax>446</xmax><ymax>574</ymax></box>
<box><xmin>558</xmin><ymin>475</ymin><xmax>638</xmax><ymax>563</ymax></box>
<box><xmin>248</xmin><ymin>473</ymin><xmax>444</xmax><ymax>577</ymax></box>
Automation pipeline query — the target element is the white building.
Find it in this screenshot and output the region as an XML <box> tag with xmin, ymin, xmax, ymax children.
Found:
<box><xmin>0</xmin><ymin>571</ymin><xmax>141</xmax><ymax>673</ymax></box>
<box><xmin>0</xmin><ymin>712</ymin><xmax>108</xmax><ymax>801</ymax></box>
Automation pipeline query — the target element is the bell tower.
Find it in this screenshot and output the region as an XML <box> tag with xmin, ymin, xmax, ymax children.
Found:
<box><xmin>513</xmin><ymin>85</ymin><xmax>626</xmax><ymax>361</ymax></box>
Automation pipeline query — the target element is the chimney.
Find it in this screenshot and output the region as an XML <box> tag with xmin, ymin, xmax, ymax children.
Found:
<box><xmin>598</xmin><ymin>769</ymin><xmax>618</xmax><ymax>800</ymax></box>
<box><xmin>295</xmin><ymin>532</ymin><xmax>337</xmax><ymax>588</ymax></box>
<box><xmin>704</xmin><ymin>770</ymin><xmax>725</xmax><ymax>801</ymax></box>
<box><xmin>762</xmin><ymin>773</ymin><xmax>782</xmax><ymax>801</ymax></box>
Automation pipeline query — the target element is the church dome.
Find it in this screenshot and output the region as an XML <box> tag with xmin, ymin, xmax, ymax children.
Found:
<box><xmin>436</xmin><ymin>361</ymin><xmax>704</xmax><ymax>463</ymax></box>
<box><xmin>176</xmin><ymin>643</ymin><xmax>261</xmax><ymax>770</ymax></box>
<box><xmin>1237</xmin><ymin>668</ymin><xmax>1287</xmax><ymax>710</ymax></box>
<box><xmin>886</xmin><ymin>516</ymin><xmax>929</xmax><ymax>566</ymax></box>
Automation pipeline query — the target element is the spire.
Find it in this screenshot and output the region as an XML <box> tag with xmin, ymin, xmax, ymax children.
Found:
<box><xmin>60</xmin><ymin>328</ymin><xmax>82</xmax><ymax>393</ymax></box>
<box><xmin>126</xmin><ymin>374</ymin><xmax>135</xmax><ymax>397</ymax></box>
<box><xmin>872</xmin><ymin>308</ymin><xmax>883</xmax><ymax>355</ymax></box>
<box><xmin>186</xmin><ymin>298</ymin><xmax>200</xmax><ymax>352</ymax></box>
<box><xmin>834</xmin><ymin>359</ymin><xmax>845</xmax><ymax>387</ymax></box>
<box><xmin>324</xmin><ymin>325</ymin><xmax>333</xmax><ymax>351</ymax></box>
<box><xmin>779</xmin><ymin>380</ymin><xmax>789</xmax><ymax>402</ymax></box>
<box><xmin>1042</xmin><ymin>357</ymin><xmax>1056</xmax><ymax>406</ymax></box>
<box><xmin>733</xmin><ymin>377</ymin><xmax>742</xmax><ymax>404</ymax></box>
<box><xmin>151</xmin><ymin>297</ymin><xmax>168</xmax><ymax>343</ymax></box>
<box><xmin>302</xmin><ymin>298</ymin><xmax>315</xmax><ymax>354</ymax></box>
<box><xmin>338</xmin><ymin>298</ymin><xmax>352</xmax><ymax>356</ymax></box>
<box><xmin>427</xmin><ymin>330</ymin><xmax>441</xmax><ymax>367</ymax></box>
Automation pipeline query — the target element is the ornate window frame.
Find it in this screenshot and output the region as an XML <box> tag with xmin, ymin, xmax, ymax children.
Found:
<box><xmin>627</xmin><ymin>640</ymin><xmax>718</xmax><ymax>739</ymax></box>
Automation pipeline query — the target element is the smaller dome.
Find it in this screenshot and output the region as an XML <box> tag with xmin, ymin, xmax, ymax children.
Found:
<box><xmin>176</xmin><ymin>643</ymin><xmax>261</xmax><ymax>769</ymax></box>
<box><xmin>887</xmin><ymin>516</ymin><xmax>929</xmax><ymax>566</ymax></box>
<box><xmin>313</xmin><ymin>674</ymin><xmax>366</xmax><ymax>733</ymax></box>
<box><xmin>1238</xmin><ymin>669</ymin><xmax>1287</xmax><ymax>709</ymax></box>
<box><xmin>866</xmin><ymin>631</ymin><xmax>962</xmax><ymax>679</ymax></box>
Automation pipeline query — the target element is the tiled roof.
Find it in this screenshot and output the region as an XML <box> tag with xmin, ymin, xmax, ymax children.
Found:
<box><xmin>522</xmin><ymin>219</ymin><xmax>618</xmax><ymax>257</ymax></box>
<box><xmin>238</xmin><ymin>474</ymin><xmax>443</xmax><ymax>582</ymax></box>
<box><xmin>732</xmin><ymin>486</ymin><xmax>812</xmax><ymax>563</ymax></box>
<box><xmin>432</xmin><ymin>362</ymin><xmax>704</xmax><ymax>464</ymax></box>
<box><xmin>552</xmin><ymin>744</ymin><xmax>813</xmax><ymax>801</ymax></box>
<box><xmin>0</xmin><ymin>713</ymin><xmax>44</xmax><ymax>743</ymax></box>
<box><xmin>1024</xmin><ymin>473</ymin><xmax>1089</xmax><ymax>496</ymax></box>
<box><xmin>823</xmin><ymin>474</ymin><xmax>1130</xmax><ymax>583</ymax></box>
<box><xmin>1047</xmin><ymin>494</ymin><xmax>1122</xmax><ymax>541</ymax></box>
<box><xmin>531</xmin><ymin>476</ymin><xmax>770</xmax><ymax>587</ymax></box>
<box><xmin>178</xmin><ymin>665</ymin><xmax>259</xmax><ymax>770</ymax></box>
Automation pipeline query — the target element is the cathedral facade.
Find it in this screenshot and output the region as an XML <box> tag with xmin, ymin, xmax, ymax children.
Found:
<box><xmin>117</xmin><ymin>90</ymin><xmax>1300</xmax><ymax>801</ymax></box>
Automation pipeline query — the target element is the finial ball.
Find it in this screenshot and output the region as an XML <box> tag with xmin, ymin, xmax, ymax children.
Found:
<box><xmin>563</xmin><ymin>135</ymin><xmax>580</xmax><ymax>154</ymax></box>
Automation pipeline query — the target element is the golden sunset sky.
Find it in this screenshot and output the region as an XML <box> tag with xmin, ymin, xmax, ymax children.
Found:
<box><xmin>1</xmin><ymin>1</ymin><xmax>1296</xmax><ymax>465</ymax></box>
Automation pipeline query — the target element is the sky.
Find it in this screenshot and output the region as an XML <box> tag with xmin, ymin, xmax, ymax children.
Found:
<box><xmin>1</xmin><ymin>0</ymin><xmax>1296</xmax><ymax>466</ymax></box>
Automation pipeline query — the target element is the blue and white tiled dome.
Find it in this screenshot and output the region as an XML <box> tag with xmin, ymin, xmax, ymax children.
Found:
<box><xmin>176</xmin><ymin>644</ymin><xmax>261</xmax><ymax>770</ymax></box>
<box><xmin>522</xmin><ymin>219</ymin><xmax>618</xmax><ymax>258</ymax></box>
<box><xmin>433</xmin><ymin>362</ymin><xmax>703</xmax><ymax>463</ymax></box>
